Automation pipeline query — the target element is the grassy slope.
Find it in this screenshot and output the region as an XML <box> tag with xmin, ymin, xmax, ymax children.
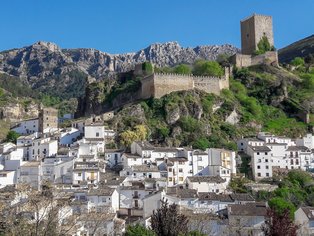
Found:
<box><xmin>109</xmin><ymin>64</ymin><xmax>310</xmax><ymax>149</ymax></box>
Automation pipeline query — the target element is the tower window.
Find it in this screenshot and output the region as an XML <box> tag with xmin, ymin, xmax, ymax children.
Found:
<box><xmin>247</xmin><ymin>34</ymin><xmax>249</xmax><ymax>38</ymax></box>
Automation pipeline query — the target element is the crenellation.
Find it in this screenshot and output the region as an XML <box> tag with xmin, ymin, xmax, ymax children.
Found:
<box><xmin>141</xmin><ymin>69</ymin><xmax>230</xmax><ymax>99</ymax></box>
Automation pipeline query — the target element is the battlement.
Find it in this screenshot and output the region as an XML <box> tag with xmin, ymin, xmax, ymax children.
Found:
<box><xmin>240</xmin><ymin>13</ymin><xmax>272</xmax><ymax>22</ymax></box>
<box><xmin>141</xmin><ymin>68</ymin><xmax>230</xmax><ymax>99</ymax></box>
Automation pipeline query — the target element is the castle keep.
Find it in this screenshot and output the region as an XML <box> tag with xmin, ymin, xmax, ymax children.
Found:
<box><xmin>136</xmin><ymin>65</ymin><xmax>231</xmax><ymax>99</ymax></box>
<box><xmin>231</xmin><ymin>14</ymin><xmax>278</xmax><ymax>68</ymax></box>
<box><xmin>241</xmin><ymin>14</ymin><xmax>274</xmax><ymax>55</ymax></box>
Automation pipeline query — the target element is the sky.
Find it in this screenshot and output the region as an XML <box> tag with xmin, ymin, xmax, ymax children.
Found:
<box><xmin>0</xmin><ymin>0</ymin><xmax>314</xmax><ymax>54</ymax></box>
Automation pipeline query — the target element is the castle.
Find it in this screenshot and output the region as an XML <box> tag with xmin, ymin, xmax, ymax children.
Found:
<box><xmin>231</xmin><ymin>14</ymin><xmax>279</xmax><ymax>68</ymax></box>
<box><xmin>137</xmin><ymin>66</ymin><xmax>231</xmax><ymax>99</ymax></box>
<box><xmin>137</xmin><ymin>14</ymin><xmax>277</xmax><ymax>99</ymax></box>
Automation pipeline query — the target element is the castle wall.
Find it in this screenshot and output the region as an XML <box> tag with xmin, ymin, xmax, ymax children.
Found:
<box><xmin>193</xmin><ymin>76</ymin><xmax>221</xmax><ymax>95</ymax></box>
<box><xmin>141</xmin><ymin>74</ymin><xmax>155</xmax><ymax>99</ymax></box>
<box><xmin>231</xmin><ymin>51</ymin><xmax>278</xmax><ymax>68</ymax></box>
<box><xmin>140</xmin><ymin>71</ymin><xmax>229</xmax><ymax>99</ymax></box>
<box><xmin>153</xmin><ymin>73</ymin><xmax>194</xmax><ymax>98</ymax></box>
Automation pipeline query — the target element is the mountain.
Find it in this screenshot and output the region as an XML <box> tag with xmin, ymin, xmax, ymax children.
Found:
<box><xmin>278</xmin><ymin>35</ymin><xmax>314</xmax><ymax>63</ymax></box>
<box><xmin>0</xmin><ymin>41</ymin><xmax>238</xmax><ymax>98</ymax></box>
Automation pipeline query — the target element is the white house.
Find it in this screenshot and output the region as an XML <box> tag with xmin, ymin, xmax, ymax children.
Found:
<box><xmin>104</xmin><ymin>149</ymin><xmax>123</xmax><ymax>168</ymax></box>
<box><xmin>19</xmin><ymin>161</ymin><xmax>43</xmax><ymax>190</ymax></box>
<box><xmin>185</xmin><ymin>176</ymin><xmax>228</xmax><ymax>194</ymax></box>
<box><xmin>295</xmin><ymin>207</ymin><xmax>314</xmax><ymax>236</ymax></box>
<box><xmin>30</xmin><ymin>137</ymin><xmax>58</xmax><ymax>160</ymax></box>
<box><xmin>87</xmin><ymin>188</ymin><xmax>119</xmax><ymax>212</ymax></box>
<box><xmin>11</xmin><ymin>118</ymin><xmax>39</xmax><ymax>135</ymax></box>
<box><xmin>166</xmin><ymin>157</ymin><xmax>190</xmax><ymax>187</ymax></box>
<box><xmin>247</xmin><ymin>145</ymin><xmax>272</xmax><ymax>179</ymax></box>
<box><xmin>120</xmin><ymin>164</ymin><xmax>161</xmax><ymax>179</ymax></box>
<box><xmin>59</xmin><ymin>127</ymin><xmax>81</xmax><ymax>145</ymax></box>
<box><xmin>296</xmin><ymin>133</ymin><xmax>314</xmax><ymax>150</ymax></box>
<box><xmin>0</xmin><ymin>170</ymin><xmax>16</xmax><ymax>188</ymax></box>
<box><xmin>42</xmin><ymin>156</ymin><xmax>73</xmax><ymax>183</ymax></box>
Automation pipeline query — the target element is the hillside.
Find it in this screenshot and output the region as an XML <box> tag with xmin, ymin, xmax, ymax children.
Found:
<box><xmin>279</xmin><ymin>35</ymin><xmax>314</xmax><ymax>63</ymax></box>
<box><xmin>0</xmin><ymin>41</ymin><xmax>238</xmax><ymax>99</ymax></box>
<box><xmin>92</xmin><ymin>62</ymin><xmax>313</xmax><ymax>150</ymax></box>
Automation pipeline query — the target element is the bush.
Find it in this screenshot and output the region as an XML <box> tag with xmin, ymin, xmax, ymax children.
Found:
<box><xmin>291</xmin><ymin>57</ymin><xmax>305</xmax><ymax>67</ymax></box>
<box><xmin>142</xmin><ymin>62</ymin><xmax>154</xmax><ymax>75</ymax></box>
<box><xmin>174</xmin><ymin>64</ymin><xmax>191</xmax><ymax>75</ymax></box>
<box><xmin>6</xmin><ymin>131</ymin><xmax>20</xmax><ymax>144</ymax></box>
<box><xmin>192</xmin><ymin>137</ymin><xmax>210</xmax><ymax>150</ymax></box>
<box><xmin>193</xmin><ymin>60</ymin><xmax>224</xmax><ymax>77</ymax></box>
<box><xmin>255</xmin><ymin>36</ymin><xmax>274</xmax><ymax>55</ymax></box>
<box><xmin>179</xmin><ymin>116</ymin><xmax>200</xmax><ymax>133</ymax></box>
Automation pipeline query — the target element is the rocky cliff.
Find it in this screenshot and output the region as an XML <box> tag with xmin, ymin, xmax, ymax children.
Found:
<box><xmin>0</xmin><ymin>41</ymin><xmax>238</xmax><ymax>98</ymax></box>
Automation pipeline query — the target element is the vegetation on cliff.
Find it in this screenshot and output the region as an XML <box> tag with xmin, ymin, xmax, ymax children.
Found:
<box><xmin>104</xmin><ymin>58</ymin><xmax>313</xmax><ymax>150</ymax></box>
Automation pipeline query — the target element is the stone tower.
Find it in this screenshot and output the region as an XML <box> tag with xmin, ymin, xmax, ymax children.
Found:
<box><xmin>38</xmin><ymin>107</ymin><xmax>58</xmax><ymax>133</ymax></box>
<box><xmin>240</xmin><ymin>14</ymin><xmax>274</xmax><ymax>55</ymax></box>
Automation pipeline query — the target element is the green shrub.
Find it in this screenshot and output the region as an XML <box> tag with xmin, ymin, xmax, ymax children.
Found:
<box><xmin>174</xmin><ymin>64</ymin><xmax>191</xmax><ymax>75</ymax></box>
<box><xmin>193</xmin><ymin>60</ymin><xmax>224</xmax><ymax>77</ymax></box>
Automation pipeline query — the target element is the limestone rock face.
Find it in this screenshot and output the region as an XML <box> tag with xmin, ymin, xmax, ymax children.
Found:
<box><xmin>0</xmin><ymin>41</ymin><xmax>238</xmax><ymax>97</ymax></box>
<box><xmin>0</xmin><ymin>102</ymin><xmax>39</xmax><ymax>122</ymax></box>
<box><xmin>225</xmin><ymin>110</ymin><xmax>240</xmax><ymax>125</ymax></box>
<box><xmin>166</xmin><ymin>106</ymin><xmax>181</xmax><ymax>125</ymax></box>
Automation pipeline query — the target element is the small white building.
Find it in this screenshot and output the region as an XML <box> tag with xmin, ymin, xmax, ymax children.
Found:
<box><xmin>19</xmin><ymin>161</ymin><xmax>43</xmax><ymax>190</ymax></box>
<box><xmin>247</xmin><ymin>145</ymin><xmax>272</xmax><ymax>179</ymax></box>
<box><xmin>87</xmin><ymin>188</ymin><xmax>119</xmax><ymax>212</ymax></box>
<box><xmin>185</xmin><ymin>176</ymin><xmax>228</xmax><ymax>194</ymax></box>
<box><xmin>0</xmin><ymin>170</ymin><xmax>16</xmax><ymax>188</ymax></box>
<box><xmin>11</xmin><ymin>118</ymin><xmax>39</xmax><ymax>135</ymax></box>
<box><xmin>30</xmin><ymin>137</ymin><xmax>58</xmax><ymax>160</ymax></box>
<box><xmin>59</xmin><ymin>127</ymin><xmax>81</xmax><ymax>145</ymax></box>
<box><xmin>295</xmin><ymin>207</ymin><xmax>314</xmax><ymax>236</ymax></box>
<box><xmin>120</xmin><ymin>164</ymin><xmax>161</xmax><ymax>179</ymax></box>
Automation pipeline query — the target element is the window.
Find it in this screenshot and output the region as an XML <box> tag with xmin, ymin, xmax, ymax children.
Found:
<box><xmin>216</xmin><ymin>189</ymin><xmax>219</xmax><ymax>193</ymax></box>
<box><xmin>168</xmin><ymin>168</ymin><xmax>172</xmax><ymax>172</ymax></box>
<box><xmin>258</xmin><ymin>159</ymin><xmax>261</xmax><ymax>163</ymax></box>
<box><xmin>168</xmin><ymin>177</ymin><xmax>173</xmax><ymax>181</ymax></box>
<box><xmin>197</xmin><ymin>156</ymin><xmax>202</xmax><ymax>161</ymax></box>
<box><xmin>78</xmin><ymin>173</ymin><xmax>82</xmax><ymax>177</ymax></box>
<box><xmin>179</xmin><ymin>177</ymin><xmax>184</xmax><ymax>182</ymax></box>
<box><xmin>257</xmin><ymin>165</ymin><xmax>261</xmax><ymax>169</ymax></box>
<box><xmin>179</xmin><ymin>168</ymin><xmax>183</xmax><ymax>173</ymax></box>
<box><xmin>265</xmin><ymin>152</ymin><xmax>268</xmax><ymax>155</ymax></box>
<box><xmin>265</xmin><ymin>159</ymin><xmax>268</xmax><ymax>162</ymax></box>
<box><xmin>179</xmin><ymin>161</ymin><xmax>184</xmax><ymax>165</ymax></box>
<box><xmin>257</xmin><ymin>173</ymin><xmax>261</xmax><ymax>177</ymax></box>
<box><xmin>257</xmin><ymin>152</ymin><xmax>260</xmax><ymax>155</ymax></box>
<box><xmin>265</xmin><ymin>165</ymin><xmax>269</xmax><ymax>169</ymax></box>
<box><xmin>96</xmin><ymin>132</ymin><xmax>99</xmax><ymax>137</ymax></box>
<box><xmin>290</xmin><ymin>159</ymin><xmax>294</xmax><ymax>165</ymax></box>
<box><xmin>266</xmin><ymin>173</ymin><xmax>269</xmax><ymax>177</ymax></box>
<box><xmin>295</xmin><ymin>159</ymin><xmax>299</xmax><ymax>165</ymax></box>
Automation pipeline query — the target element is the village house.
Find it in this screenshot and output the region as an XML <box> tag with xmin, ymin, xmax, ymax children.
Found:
<box><xmin>185</xmin><ymin>176</ymin><xmax>228</xmax><ymax>194</ymax></box>
<box><xmin>295</xmin><ymin>207</ymin><xmax>314</xmax><ymax>236</ymax></box>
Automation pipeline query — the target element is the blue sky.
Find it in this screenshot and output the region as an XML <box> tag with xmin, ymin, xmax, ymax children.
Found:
<box><xmin>0</xmin><ymin>0</ymin><xmax>313</xmax><ymax>53</ymax></box>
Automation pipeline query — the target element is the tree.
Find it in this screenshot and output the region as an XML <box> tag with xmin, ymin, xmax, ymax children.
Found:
<box><xmin>268</xmin><ymin>197</ymin><xmax>296</xmax><ymax>218</ymax></box>
<box><xmin>151</xmin><ymin>199</ymin><xmax>189</xmax><ymax>236</ymax></box>
<box><xmin>142</xmin><ymin>62</ymin><xmax>154</xmax><ymax>75</ymax></box>
<box><xmin>255</xmin><ymin>36</ymin><xmax>274</xmax><ymax>55</ymax></box>
<box><xmin>193</xmin><ymin>60</ymin><xmax>224</xmax><ymax>77</ymax></box>
<box><xmin>120</xmin><ymin>130</ymin><xmax>139</xmax><ymax>147</ymax></box>
<box><xmin>126</xmin><ymin>224</ymin><xmax>155</xmax><ymax>236</ymax></box>
<box><xmin>134</xmin><ymin>125</ymin><xmax>148</xmax><ymax>141</ymax></box>
<box><xmin>291</xmin><ymin>57</ymin><xmax>305</xmax><ymax>67</ymax></box>
<box><xmin>5</xmin><ymin>130</ymin><xmax>20</xmax><ymax>144</ymax></box>
<box><xmin>262</xmin><ymin>208</ymin><xmax>299</xmax><ymax>236</ymax></box>
<box><xmin>192</xmin><ymin>137</ymin><xmax>210</xmax><ymax>151</ymax></box>
<box><xmin>174</xmin><ymin>64</ymin><xmax>191</xmax><ymax>75</ymax></box>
